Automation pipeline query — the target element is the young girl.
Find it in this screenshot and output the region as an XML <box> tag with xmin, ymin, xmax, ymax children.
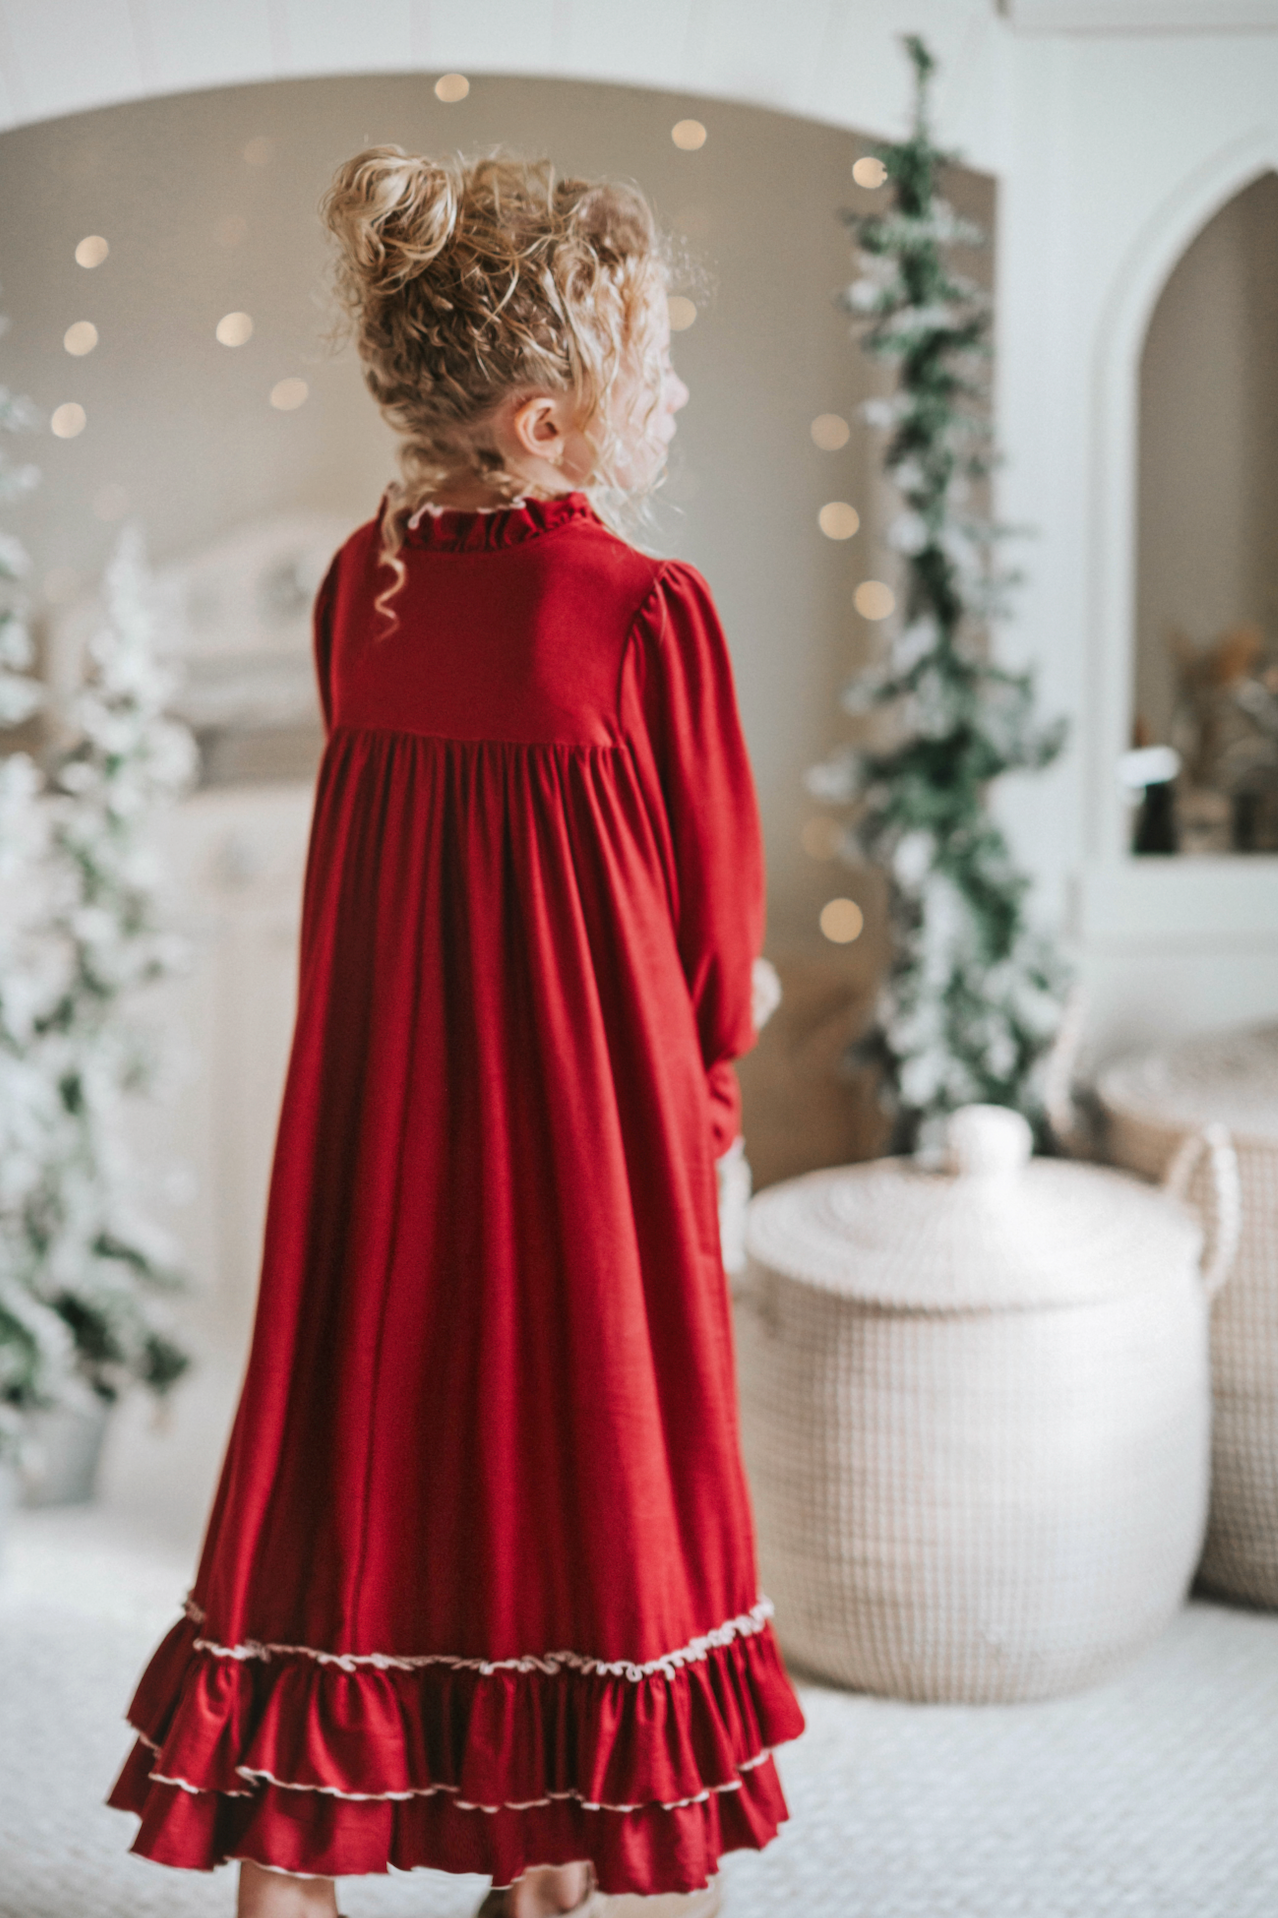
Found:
<box><xmin>109</xmin><ymin>148</ymin><xmax>804</xmax><ymax>1918</ymax></box>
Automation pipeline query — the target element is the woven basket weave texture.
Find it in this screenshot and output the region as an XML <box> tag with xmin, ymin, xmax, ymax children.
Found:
<box><xmin>1099</xmin><ymin>1025</ymin><xmax>1278</xmax><ymax>1608</ymax></box>
<box><xmin>739</xmin><ymin>1106</ymin><xmax>1218</xmax><ymax>1702</ymax></box>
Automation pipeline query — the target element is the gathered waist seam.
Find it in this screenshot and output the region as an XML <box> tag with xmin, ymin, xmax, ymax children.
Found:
<box><xmin>325</xmin><ymin>724</ymin><xmax>630</xmax><ymax>755</ymax></box>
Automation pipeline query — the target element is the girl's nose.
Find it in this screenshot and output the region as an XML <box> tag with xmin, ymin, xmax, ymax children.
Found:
<box><xmin>668</xmin><ymin>373</ymin><xmax>690</xmax><ymax>413</ymax></box>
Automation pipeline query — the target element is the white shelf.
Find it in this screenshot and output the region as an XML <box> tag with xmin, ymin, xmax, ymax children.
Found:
<box><xmin>1002</xmin><ymin>0</ymin><xmax>1278</xmax><ymax>29</ymax></box>
<box><xmin>1072</xmin><ymin>856</ymin><xmax>1278</xmax><ymax>949</ymax></box>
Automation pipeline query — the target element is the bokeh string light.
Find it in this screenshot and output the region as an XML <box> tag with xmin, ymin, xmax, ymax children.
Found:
<box><xmin>667</xmin><ymin>296</ymin><xmax>697</xmax><ymax>332</ymax></box>
<box><xmin>435</xmin><ymin>73</ymin><xmax>470</xmax><ymax>102</ymax></box>
<box><xmin>671</xmin><ymin>119</ymin><xmax>707</xmax><ymax>150</ymax></box>
<box><xmin>819</xmin><ymin>501</ymin><xmax>860</xmax><ymax>540</ymax></box>
<box><xmin>270</xmin><ymin>378</ymin><xmax>308</xmax><ymax>411</ymax></box>
<box><xmin>216</xmin><ymin>311</ymin><xmax>254</xmax><ymax>347</ymax></box>
<box><xmin>854</xmin><ymin>580</ymin><xmax>895</xmax><ymax>619</ymax></box>
<box><xmin>819</xmin><ymin>897</ymin><xmax>864</xmax><ymax>944</ymax></box>
<box><xmin>51</xmin><ymin>403</ymin><xmax>86</xmax><ymax>439</ymax></box>
<box><xmin>852</xmin><ymin>156</ymin><xmax>888</xmax><ymax>188</ymax></box>
<box><xmin>75</xmin><ymin>235</ymin><xmax>108</xmax><ymax>268</ymax></box>
<box><xmin>63</xmin><ymin>321</ymin><xmax>98</xmax><ymax>356</ymax></box>
<box><xmin>810</xmin><ymin>413</ymin><xmax>850</xmax><ymax>450</ymax></box>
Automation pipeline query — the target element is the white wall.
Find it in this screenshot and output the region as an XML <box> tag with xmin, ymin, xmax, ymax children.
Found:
<box><xmin>0</xmin><ymin>2</ymin><xmax>1006</xmax><ymax>164</ymax></box>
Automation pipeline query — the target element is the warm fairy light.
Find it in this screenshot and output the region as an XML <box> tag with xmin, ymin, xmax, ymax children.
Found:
<box><xmin>435</xmin><ymin>73</ymin><xmax>470</xmax><ymax>101</ymax></box>
<box><xmin>50</xmin><ymin>402</ymin><xmax>86</xmax><ymax>438</ymax></box>
<box><xmin>855</xmin><ymin>580</ymin><xmax>896</xmax><ymax>619</ymax></box>
<box><xmin>270</xmin><ymin>378</ymin><xmax>308</xmax><ymax>411</ymax></box>
<box><xmin>667</xmin><ymin>296</ymin><xmax>697</xmax><ymax>332</ymax></box>
<box><xmin>93</xmin><ymin>483</ymin><xmax>128</xmax><ymax>522</ymax></box>
<box><xmin>216</xmin><ymin>214</ymin><xmax>248</xmax><ymax>248</ymax></box>
<box><xmin>820</xmin><ymin>897</ymin><xmax>864</xmax><ymax>944</ymax></box>
<box><xmin>811</xmin><ymin>413</ymin><xmax>850</xmax><ymax>451</ymax></box>
<box><xmin>853</xmin><ymin>157</ymin><xmax>888</xmax><ymax>189</ymax></box>
<box><xmin>801</xmin><ymin>817</ymin><xmax>844</xmax><ymax>860</ymax></box>
<box><xmin>75</xmin><ymin>235</ymin><xmax>108</xmax><ymax>268</ymax></box>
<box><xmin>216</xmin><ymin>311</ymin><xmax>254</xmax><ymax>347</ymax></box>
<box><xmin>672</xmin><ymin>119</ymin><xmax>707</xmax><ymax>150</ymax></box>
<box><xmin>243</xmin><ymin>136</ymin><xmax>274</xmax><ymax>166</ymax></box>
<box><xmin>819</xmin><ymin>502</ymin><xmax>860</xmax><ymax>541</ymax></box>
<box><xmin>63</xmin><ymin>320</ymin><xmax>98</xmax><ymax>356</ymax></box>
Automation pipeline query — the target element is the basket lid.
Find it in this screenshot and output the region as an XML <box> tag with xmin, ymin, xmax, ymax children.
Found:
<box><xmin>1098</xmin><ymin>1024</ymin><xmax>1278</xmax><ymax>1145</ymax></box>
<box><xmin>745</xmin><ymin>1104</ymin><xmax>1202</xmax><ymax>1312</ymax></box>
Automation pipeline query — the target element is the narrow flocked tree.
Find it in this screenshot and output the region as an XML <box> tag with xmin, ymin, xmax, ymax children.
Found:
<box><xmin>36</xmin><ymin>527</ymin><xmax>197</xmax><ymax>1406</ymax></box>
<box><xmin>0</xmin><ymin>395</ymin><xmax>43</xmax><ymax>728</ymax></box>
<box><xmin>0</xmin><ymin>497</ymin><xmax>197</xmax><ymax>1453</ymax></box>
<box><xmin>0</xmin><ymin>356</ymin><xmax>77</xmax><ymax>1453</ymax></box>
<box><xmin>811</xmin><ymin>36</ymin><xmax>1069</xmax><ymax>1155</ymax></box>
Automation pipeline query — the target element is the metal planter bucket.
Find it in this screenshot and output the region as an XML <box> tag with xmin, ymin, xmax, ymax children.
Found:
<box><xmin>20</xmin><ymin>1397</ymin><xmax>112</xmax><ymax>1508</ymax></box>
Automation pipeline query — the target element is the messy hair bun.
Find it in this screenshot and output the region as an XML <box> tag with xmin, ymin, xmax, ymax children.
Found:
<box><xmin>323</xmin><ymin>150</ymin><xmax>461</xmax><ymax>293</ymax></box>
<box><xmin>320</xmin><ymin>147</ymin><xmax>671</xmax><ymax>610</ymax></box>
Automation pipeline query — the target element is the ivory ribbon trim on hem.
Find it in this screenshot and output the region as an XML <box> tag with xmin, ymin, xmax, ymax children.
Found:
<box><xmin>135</xmin><ymin>1738</ymin><xmax>774</xmax><ymax>1815</ymax></box>
<box><xmin>181</xmin><ymin>1596</ymin><xmax>775</xmax><ymax>1682</ymax></box>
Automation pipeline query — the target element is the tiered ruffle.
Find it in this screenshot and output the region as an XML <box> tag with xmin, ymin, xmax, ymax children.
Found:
<box><xmin>109</xmin><ymin>1607</ymin><xmax>804</xmax><ymax>1892</ymax></box>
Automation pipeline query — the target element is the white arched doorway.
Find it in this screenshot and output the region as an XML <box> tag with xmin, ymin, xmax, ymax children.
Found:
<box><xmin>1068</xmin><ymin>122</ymin><xmax>1278</xmax><ymax>1060</ymax></box>
<box><xmin>1086</xmin><ymin>125</ymin><xmax>1278</xmax><ymax>861</ymax></box>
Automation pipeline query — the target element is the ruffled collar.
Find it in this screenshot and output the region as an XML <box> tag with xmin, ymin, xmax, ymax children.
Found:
<box><xmin>399</xmin><ymin>491</ymin><xmax>597</xmax><ymax>553</ymax></box>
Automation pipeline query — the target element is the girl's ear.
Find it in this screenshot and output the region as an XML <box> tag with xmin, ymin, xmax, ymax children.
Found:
<box><xmin>509</xmin><ymin>393</ymin><xmax>569</xmax><ymax>465</ymax></box>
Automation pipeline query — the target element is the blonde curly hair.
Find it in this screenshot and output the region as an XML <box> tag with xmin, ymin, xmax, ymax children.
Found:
<box><xmin>320</xmin><ymin>147</ymin><xmax>673</xmax><ymax>612</ymax></box>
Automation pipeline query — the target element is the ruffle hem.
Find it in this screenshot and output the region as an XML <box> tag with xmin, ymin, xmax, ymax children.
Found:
<box><xmin>108</xmin><ymin>1609</ymin><xmax>805</xmax><ymax>1893</ymax></box>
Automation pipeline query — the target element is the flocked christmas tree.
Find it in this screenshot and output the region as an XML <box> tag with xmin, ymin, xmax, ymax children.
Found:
<box><xmin>810</xmin><ymin>37</ymin><xmax>1069</xmax><ymax>1155</ymax></box>
<box><xmin>36</xmin><ymin>525</ymin><xmax>198</xmax><ymax>1409</ymax></box>
<box><xmin>0</xmin><ymin>395</ymin><xmax>196</xmax><ymax>1452</ymax></box>
<box><xmin>0</xmin><ymin>348</ymin><xmax>77</xmax><ymax>1451</ymax></box>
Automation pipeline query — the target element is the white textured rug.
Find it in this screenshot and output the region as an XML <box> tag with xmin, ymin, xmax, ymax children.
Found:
<box><xmin>4</xmin><ymin>1350</ymin><xmax>1278</xmax><ymax>1918</ymax></box>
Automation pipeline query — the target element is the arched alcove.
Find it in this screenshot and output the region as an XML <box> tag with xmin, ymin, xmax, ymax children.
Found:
<box><xmin>3</xmin><ymin>68</ymin><xmax>987</xmax><ymax>1289</ymax></box>
<box><xmin>1134</xmin><ymin>170</ymin><xmax>1278</xmax><ymax>851</ymax></box>
<box><xmin>1070</xmin><ymin>130</ymin><xmax>1278</xmax><ymax>1061</ymax></box>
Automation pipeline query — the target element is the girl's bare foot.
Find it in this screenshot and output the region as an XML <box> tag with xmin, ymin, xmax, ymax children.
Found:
<box><xmin>508</xmin><ymin>1861</ymin><xmax>593</xmax><ymax>1918</ymax></box>
<box><xmin>236</xmin><ymin>1859</ymin><xmax>340</xmax><ymax>1918</ymax></box>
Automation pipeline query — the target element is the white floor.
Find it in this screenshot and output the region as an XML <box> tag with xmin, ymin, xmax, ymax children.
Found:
<box><xmin>4</xmin><ymin>1341</ymin><xmax>1278</xmax><ymax>1918</ymax></box>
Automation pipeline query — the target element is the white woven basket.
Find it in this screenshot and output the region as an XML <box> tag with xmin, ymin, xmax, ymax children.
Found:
<box><xmin>739</xmin><ymin>1105</ymin><xmax>1238</xmax><ymax>1703</ymax></box>
<box><xmin>1098</xmin><ymin>1025</ymin><xmax>1278</xmax><ymax>1608</ymax></box>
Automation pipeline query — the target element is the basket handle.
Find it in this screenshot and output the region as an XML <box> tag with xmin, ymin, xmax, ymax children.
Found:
<box><xmin>1162</xmin><ymin>1123</ymin><xmax>1242</xmax><ymax>1299</ymax></box>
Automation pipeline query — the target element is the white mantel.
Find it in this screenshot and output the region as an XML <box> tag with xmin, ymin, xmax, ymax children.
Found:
<box><xmin>1003</xmin><ymin>0</ymin><xmax>1278</xmax><ymax>28</ymax></box>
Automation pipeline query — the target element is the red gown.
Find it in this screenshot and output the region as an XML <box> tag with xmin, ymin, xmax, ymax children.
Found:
<box><xmin>109</xmin><ymin>491</ymin><xmax>804</xmax><ymax>1894</ymax></box>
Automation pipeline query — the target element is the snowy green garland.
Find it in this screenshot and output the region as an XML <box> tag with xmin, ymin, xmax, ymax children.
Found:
<box><xmin>0</xmin><ymin>347</ymin><xmax>195</xmax><ymax>1452</ymax></box>
<box><xmin>811</xmin><ymin>37</ymin><xmax>1069</xmax><ymax>1155</ymax></box>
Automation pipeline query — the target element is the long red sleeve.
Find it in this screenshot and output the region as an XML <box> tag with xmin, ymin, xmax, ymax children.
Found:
<box><xmin>629</xmin><ymin>561</ymin><xmax>766</xmax><ymax>1153</ymax></box>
